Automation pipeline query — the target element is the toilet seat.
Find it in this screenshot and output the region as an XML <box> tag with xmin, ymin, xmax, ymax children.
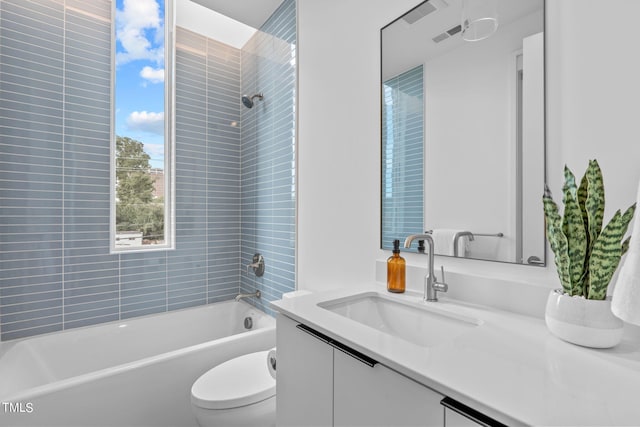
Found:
<box><xmin>191</xmin><ymin>351</ymin><xmax>276</xmax><ymax>410</ymax></box>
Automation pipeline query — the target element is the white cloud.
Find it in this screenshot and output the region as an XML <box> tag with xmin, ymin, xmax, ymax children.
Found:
<box><xmin>116</xmin><ymin>0</ymin><xmax>164</xmax><ymax>65</ymax></box>
<box><xmin>126</xmin><ymin>111</ymin><xmax>164</xmax><ymax>135</ymax></box>
<box><xmin>143</xmin><ymin>143</ymin><xmax>165</xmax><ymax>160</ymax></box>
<box><xmin>140</xmin><ymin>66</ymin><xmax>164</xmax><ymax>84</ymax></box>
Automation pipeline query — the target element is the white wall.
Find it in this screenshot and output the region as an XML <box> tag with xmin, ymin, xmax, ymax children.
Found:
<box><xmin>549</xmin><ymin>0</ymin><xmax>640</xmax><ymax>211</ymax></box>
<box><xmin>297</xmin><ymin>0</ymin><xmax>420</xmax><ymax>291</ymax></box>
<box><xmin>297</xmin><ymin>0</ymin><xmax>640</xmax><ymax>314</ymax></box>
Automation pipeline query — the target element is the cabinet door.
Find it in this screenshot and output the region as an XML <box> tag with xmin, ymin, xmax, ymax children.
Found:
<box><xmin>445</xmin><ymin>408</ymin><xmax>483</xmax><ymax>427</ymax></box>
<box><xmin>333</xmin><ymin>348</ymin><xmax>444</xmax><ymax>426</ymax></box>
<box><xmin>442</xmin><ymin>397</ymin><xmax>507</xmax><ymax>427</ymax></box>
<box><xmin>276</xmin><ymin>314</ymin><xmax>334</xmax><ymax>427</ymax></box>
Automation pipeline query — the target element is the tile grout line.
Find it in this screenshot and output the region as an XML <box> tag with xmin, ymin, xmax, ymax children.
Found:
<box><xmin>61</xmin><ymin>0</ymin><xmax>67</xmax><ymax>331</ymax></box>
<box><xmin>205</xmin><ymin>35</ymin><xmax>210</xmax><ymax>305</ymax></box>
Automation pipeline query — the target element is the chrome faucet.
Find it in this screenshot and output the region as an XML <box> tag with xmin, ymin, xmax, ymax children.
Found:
<box><xmin>235</xmin><ymin>290</ymin><xmax>261</xmax><ymax>302</ymax></box>
<box><xmin>453</xmin><ymin>231</ymin><xmax>474</xmax><ymax>257</ymax></box>
<box><xmin>404</xmin><ymin>234</ymin><xmax>448</xmax><ymax>302</ymax></box>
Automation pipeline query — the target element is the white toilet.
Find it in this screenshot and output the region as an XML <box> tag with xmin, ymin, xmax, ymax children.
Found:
<box><xmin>190</xmin><ymin>350</ymin><xmax>276</xmax><ymax>427</ymax></box>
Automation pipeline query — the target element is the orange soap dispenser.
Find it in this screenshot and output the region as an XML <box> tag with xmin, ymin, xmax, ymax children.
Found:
<box><xmin>387</xmin><ymin>239</ymin><xmax>406</xmax><ymax>293</ymax></box>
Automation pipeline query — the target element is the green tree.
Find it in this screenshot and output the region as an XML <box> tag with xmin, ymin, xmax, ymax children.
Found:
<box><xmin>116</xmin><ymin>136</ymin><xmax>164</xmax><ymax>243</ymax></box>
<box><xmin>116</xmin><ymin>136</ymin><xmax>154</xmax><ymax>204</ymax></box>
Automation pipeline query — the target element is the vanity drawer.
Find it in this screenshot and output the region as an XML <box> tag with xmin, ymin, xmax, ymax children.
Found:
<box><xmin>441</xmin><ymin>397</ymin><xmax>507</xmax><ymax>427</ymax></box>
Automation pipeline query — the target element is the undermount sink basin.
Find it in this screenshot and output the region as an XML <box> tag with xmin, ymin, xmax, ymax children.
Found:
<box><xmin>318</xmin><ymin>292</ymin><xmax>481</xmax><ymax>347</ymax></box>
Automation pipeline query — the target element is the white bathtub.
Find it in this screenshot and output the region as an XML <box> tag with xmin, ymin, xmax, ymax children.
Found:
<box><xmin>0</xmin><ymin>300</ymin><xmax>275</xmax><ymax>427</ymax></box>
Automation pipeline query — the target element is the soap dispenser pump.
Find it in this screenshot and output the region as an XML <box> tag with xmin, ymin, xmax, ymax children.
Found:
<box><xmin>387</xmin><ymin>239</ymin><xmax>406</xmax><ymax>293</ymax></box>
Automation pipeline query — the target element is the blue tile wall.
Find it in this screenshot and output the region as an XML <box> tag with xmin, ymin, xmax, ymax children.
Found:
<box><xmin>240</xmin><ymin>0</ymin><xmax>297</xmax><ymax>314</ymax></box>
<box><xmin>1</xmin><ymin>0</ymin><xmax>67</xmax><ymax>340</ymax></box>
<box><xmin>204</xmin><ymin>33</ymin><xmax>244</xmax><ymax>305</ymax></box>
<box><xmin>0</xmin><ymin>0</ymin><xmax>295</xmax><ymax>340</ymax></box>
<box><xmin>62</xmin><ymin>5</ymin><xmax>119</xmax><ymax>331</ymax></box>
<box><xmin>381</xmin><ymin>65</ymin><xmax>424</xmax><ymax>251</ymax></box>
<box><xmin>173</xmin><ymin>27</ymin><xmax>244</xmax><ymax>311</ymax></box>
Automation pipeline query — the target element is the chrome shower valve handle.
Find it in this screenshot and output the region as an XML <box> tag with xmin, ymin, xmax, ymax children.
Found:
<box><xmin>246</xmin><ymin>253</ymin><xmax>265</xmax><ymax>277</ymax></box>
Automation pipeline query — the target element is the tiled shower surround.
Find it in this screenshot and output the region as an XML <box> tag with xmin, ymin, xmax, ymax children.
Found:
<box><xmin>0</xmin><ymin>0</ymin><xmax>296</xmax><ymax>340</ymax></box>
<box><xmin>240</xmin><ymin>0</ymin><xmax>296</xmax><ymax>314</ymax></box>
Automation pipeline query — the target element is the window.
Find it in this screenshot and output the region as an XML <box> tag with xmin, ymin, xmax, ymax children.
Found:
<box><xmin>111</xmin><ymin>0</ymin><xmax>174</xmax><ymax>252</ymax></box>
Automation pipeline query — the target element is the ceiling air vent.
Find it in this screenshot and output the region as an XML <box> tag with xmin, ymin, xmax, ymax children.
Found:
<box><xmin>432</xmin><ymin>32</ymin><xmax>449</xmax><ymax>43</ymax></box>
<box><xmin>432</xmin><ymin>24</ymin><xmax>462</xmax><ymax>43</ymax></box>
<box><xmin>447</xmin><ymin>24</ymin><xmax>462</xmax><ymax>36</ymax></box>
<box><xmin>402</xmin><ymin>0</ymin><xmax>449</xmax><ymax>25</ymax></box>
<box><xmin>402</xmin><ymin>2</ymin><xmax>437</xmax><ymax>24</ymax></box>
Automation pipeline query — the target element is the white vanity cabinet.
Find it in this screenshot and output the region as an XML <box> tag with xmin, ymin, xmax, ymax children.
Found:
<box><xmin>276</xmin><ymin>314</ymin><xmax>334</xmax><ymax>426</ymax></box>
<box><xmin>333</xmin><ymin>346</ymin><xmax>444</xmax><ymax>426</ymax></box>
<box><xmin>276</xmin><ymin>314</ymin><xmax>444</xmax><ymax>426</ymax></box>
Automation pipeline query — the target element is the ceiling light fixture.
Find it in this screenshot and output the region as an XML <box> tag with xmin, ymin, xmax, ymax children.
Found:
<box><xmin>461</xmin><ymin>0</ymin><xmax>499</xmax><ymax>42</ymax></box>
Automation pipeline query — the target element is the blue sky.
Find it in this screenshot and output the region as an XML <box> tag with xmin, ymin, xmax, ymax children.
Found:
<box><xmin>115</xmin><ymin>0</ymin><xmax>165</xmax><ymax>169</ymax></box>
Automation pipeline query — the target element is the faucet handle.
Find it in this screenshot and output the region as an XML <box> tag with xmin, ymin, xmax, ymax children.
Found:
<box><xmin>246</xmin><ymin>253</ymin><xmax>265</xmax><ymax>277</ymax></box>
<box><xmin>434</xmin><ymin>265</ymin><xmax>448</xmax><ymax>293</ymax></box>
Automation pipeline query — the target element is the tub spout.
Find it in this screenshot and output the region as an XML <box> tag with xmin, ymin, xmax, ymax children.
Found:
<box><xmin>235</xmin><ymin>290</ymin><xmax>261</xmax><ymax>302</ymax></box>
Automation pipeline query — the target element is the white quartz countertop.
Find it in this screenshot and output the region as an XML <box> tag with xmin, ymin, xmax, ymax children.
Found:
<box><xmin>271</xmin><ymin>284</ymin><xmax>640</xmax><ymax>426</ymax></box>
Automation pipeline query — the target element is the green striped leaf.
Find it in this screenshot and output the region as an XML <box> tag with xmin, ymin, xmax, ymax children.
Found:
<box><xmin>584</xmin><ymin>160</ymin><xmax>605</xmax><ymax>255</ymax></box>
<box><xmin>588</xmin><ymin>213</ymin><xmax>621</xmax><ymax>299</ymax></box>
<box><xmin>577</xmin><ymin>172</ymin><xmax>589</xmax><ymax>231</ymax></box>
<box><xmin>543</xmin><ymin>187</ymin><xmax>571</xmax><ymax>294</ymax></box>
<box><xmin>619</xmin><ymin>204</ymin><xmax>636</xmax><ymax>257</ymax></box>
<box><xmin>562</xmin><ymin>166</ymin><xmax>587</xmax><ymax>295</ymax></box>
<box><xmin>622</xmin><ymin>236</ymin><xmax>631</xmax><ymax>256</ymax></box>
<box><xmin>621</xmin><ymin>203</ymin><xmax>637</xmax><ymax>233</ymax></box>
<box><xmin>588</xmin><ymin>210</ymin><xmax>625</xmax><ymax>300</ymax></box>
<box><xmin>576</xmin><ymin>172</ymin><xmax>591</xmax><ymax>295</ymax></box>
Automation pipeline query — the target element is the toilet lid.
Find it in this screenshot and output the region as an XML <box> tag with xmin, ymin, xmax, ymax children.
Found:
<box><xmin>191</xmin><ymin>350</ymin><xmax>276</xmax><ymax>410</ymax></box>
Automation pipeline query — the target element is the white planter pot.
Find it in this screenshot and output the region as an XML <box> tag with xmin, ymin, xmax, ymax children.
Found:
<box><xmin>545</xmin><ymin>289</ymin><xmax>623</xmax><ymax>348</ymax></box>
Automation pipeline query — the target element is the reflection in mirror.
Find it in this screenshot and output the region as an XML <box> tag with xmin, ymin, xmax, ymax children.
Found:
<box><xmin>382</xmin><ymin>65</ymin><xmax>424</xmax><ymax>250</ymax></box>
<box><xmin>381</xmin><ymin>0</ymin><xmax>545</xmax><ymax>265</ymax></box>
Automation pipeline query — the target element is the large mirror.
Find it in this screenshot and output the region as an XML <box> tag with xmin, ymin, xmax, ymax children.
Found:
<box><xmin>381</xmin><ymin>0</ymin><xmax>545</xmax><ymax>265</ymax></box>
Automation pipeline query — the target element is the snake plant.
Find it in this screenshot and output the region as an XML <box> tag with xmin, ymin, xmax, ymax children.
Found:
<box><xmin>543</xmin><ymin>160</ymin><xmax>636</xmax><ymax>300</ymax></box>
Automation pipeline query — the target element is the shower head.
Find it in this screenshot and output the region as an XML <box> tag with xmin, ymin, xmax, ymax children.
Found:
<box><xmin>242</xmin><ymin>93</ymin><xmax>264</xmax><ymax>109</ymax></box>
